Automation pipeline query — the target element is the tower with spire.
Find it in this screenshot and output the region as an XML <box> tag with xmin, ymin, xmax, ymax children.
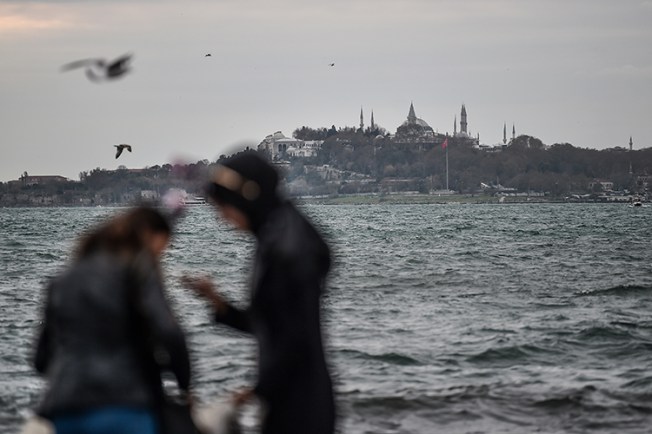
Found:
<box><xmin>370</xmin><ymin>111</ymin><xmax>375</xmax><ymax>130</ymax></box>
<box><xmin>407</xmin><ymin>102</ymin><xmax>417</xmax><ymax>125</ymax></box>
<box><xmin>503</xmin><ymin>123</ymin><xmax>507</xmax><ymax>145</ymax></box>
<box><xmin>460</xmin><ymin>104</ymin><xmax>468</xmax><ymax>135</ymax></box>
<box><xmin>454</xmin><ymin>116</ymin><xmax>457</xmax><ymax>135</ymax></box>
<box><xmin>512</xmin><ymin>124</ymin><xmax>516</xmax><ymax>141</ymax></box>
<box><xmin>360</xmin><ymin>107</ymin><xmax>364</xmax><ymax>130</ymax></box>
<box><xmin>629</xmin><ymin>136</ymin><xmax>634</xmax><ymax>175</ymax></box>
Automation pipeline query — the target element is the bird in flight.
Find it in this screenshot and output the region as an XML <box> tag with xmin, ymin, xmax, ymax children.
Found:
<box><xmin>114</xmin><ymin>144</ymin><xmax>132</xmax><ymax>159</ymax></box>
<box><xmin>329</xmin><ymin>63</ymin><xmax>335</xmax><ymax>67</ymax></box>
<box><xmin>61</xmin><ymin>53</ymin><xmax>133</xmax><ymax>82</ymax></box>
<box><xmin>205</xmin><ymin>53</ymin><xmax>212</xmax><ymax>57</ymax></box>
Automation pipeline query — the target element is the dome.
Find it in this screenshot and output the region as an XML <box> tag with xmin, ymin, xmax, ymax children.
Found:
<box><xmin>398</xmin><ymin>102</ymin><xmax>434</xmax><ymax>132</ymax></box>
<box><xmin>401</xmin><ymin>118</ymin><xmax>433</xmax><ymax>130</ymax></box>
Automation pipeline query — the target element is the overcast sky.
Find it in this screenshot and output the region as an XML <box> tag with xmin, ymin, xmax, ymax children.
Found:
<box><xmin>1</xmin><ymin>0</ymin><xmax>651</xmax><ymax>182</ymax></box>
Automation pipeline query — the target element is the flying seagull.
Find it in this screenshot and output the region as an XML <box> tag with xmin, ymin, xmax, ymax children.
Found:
<box><xmin>114</xmin><ymin>144</ymin><xmax>132</xmax><ymax>159</ymax></box>
<box><xmin>205</xmin><ymin>53</ymin><xmax>212</xmax><ymax>57</ymax></box>
<box><xmin>329</xmin><ymin>63</ymin><xmax>335</xmax><ymax>67</ymax></box>
<box><xmin>61</xmin><ymin>53</ymin><xmax>133</xmax><ymax>82</ymax></box>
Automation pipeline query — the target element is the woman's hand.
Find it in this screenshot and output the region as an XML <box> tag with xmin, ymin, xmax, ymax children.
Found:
<box><xmin>180</xmin><ymin>275</ymin><xmax>227</xmax><ymax>314</ymax></box>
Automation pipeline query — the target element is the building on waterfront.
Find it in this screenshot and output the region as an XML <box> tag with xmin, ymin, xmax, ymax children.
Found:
<box><xmin>257</xmin><ymin>131</ymin><xmax>323</xmax><ymax>160</ymax></box>
<box><xmin>588</xmin><ymin>179</ymin><xmax>615</xmax><ymax>192</ymax></box>
<box><xmin>8</xmin><ymin>174</ymin><xmax>69</xmax><ymax>187</ymax></box>
<box><xmin>258</xmin><ymin>131</ymin><xmax>301</xmax><ymax>160</ymax></box>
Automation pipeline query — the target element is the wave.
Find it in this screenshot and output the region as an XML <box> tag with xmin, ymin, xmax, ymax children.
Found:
<box><xmin>621</xmin><ymin>375</ymin><xmax>652</xmax><ymax>390</ymax></box>
<box><xmin>466</xmin><ymin>344</ymin><xmax>560</xmax><ymax>367</ymax></box>
<box><xmin>339</xmin><ymin>349</ymin><xmax>422</xmax><ymax>366</ymax></box>
<box><xmin>2</xmin><ymin>240</ymin><xmax>25</xmax><ymax>248</ymax></box>
<box><xmin>35</xmin><ymin>252</ymin><xmax>60</xmax><ymax>260</ymax></box>
<box><xmin>576</xmin><ymin>284</ymin><xmax>652</xmax><ymax>297</ymax></box>
<box><xmin>575</xmin><ymin>325</ymin><xmax>634</xmax><ymax>341</ymax></box>
<box><xmin>342</xmin><ymin>384</ymin><xmax>652</xmax><ymax>433</ymax></box>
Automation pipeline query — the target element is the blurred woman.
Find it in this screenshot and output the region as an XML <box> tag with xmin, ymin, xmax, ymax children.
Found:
<box><xmin>34</xmin><ymin>206</ymin><xmax>191</xmax><ymax>434</ymax></box>
<box><xmin>184</xmin><ymin>153</ymin><xmax>335</xmax><ymax>434</ymax></box>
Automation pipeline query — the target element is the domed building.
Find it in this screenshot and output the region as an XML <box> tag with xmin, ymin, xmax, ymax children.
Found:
<box><xmin>394</xmin><ymin>102</ymin><xmax>437</xmax><ymax>143</ymax></box>
<box><xmin>257</xmin><ymin>131</ymin><xmax>302</xmax><ymax>160</ymax></box>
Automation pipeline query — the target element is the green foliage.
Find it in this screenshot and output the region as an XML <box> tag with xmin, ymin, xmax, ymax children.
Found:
<box><xmin>4</xmin><ymin>131</ymin><xmax>651</xmax><ymax>206</ymax></box>
<box><xmin>311</xmin><ymin>131</ymin><xmax>652</xmax><ymax>195</ymax></box>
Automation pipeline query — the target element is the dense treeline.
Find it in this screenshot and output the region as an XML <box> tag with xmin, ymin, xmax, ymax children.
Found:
<box><xmin>2</xmin><ymin>128</ymin><xmax>650</xmax><ymax>206</ymax></box>
<box><xmin>1</xmin><ymin>148</ymin><xmax>269</xmax><ymax>206</ymax></box>
<box><xmin>291</xmin><ymin>127</ymin><xmax>651</xmax><ymax>195</ymax></box>
<box><xmin>0</xmin><ymin>162</ymin><xmax>211</xmax><ymax>206</ymax></box>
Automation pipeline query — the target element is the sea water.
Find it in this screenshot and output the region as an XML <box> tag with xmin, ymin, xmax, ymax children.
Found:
<box><xmin>1</xmin><ymin>204</ymin><xmax>652</xmax><ymax>433</ymax></box>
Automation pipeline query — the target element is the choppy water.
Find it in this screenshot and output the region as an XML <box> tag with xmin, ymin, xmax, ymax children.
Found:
<box><xmin>1</xmin><ymin>204</ymin><xmax>652</xmax><ymax>433</ymax></box>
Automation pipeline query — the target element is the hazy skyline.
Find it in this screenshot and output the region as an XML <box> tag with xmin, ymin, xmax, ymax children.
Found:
<box><xmin>1</xmin><ymin>0</ymin><xmax>651</xmax><ymax>182</ymax></box>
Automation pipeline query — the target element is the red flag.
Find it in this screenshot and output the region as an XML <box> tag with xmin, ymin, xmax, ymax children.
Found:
<box><xmin>441</xmin><ymin>138</ymin><xmax>448</xmax><ymax>149</ymax></box>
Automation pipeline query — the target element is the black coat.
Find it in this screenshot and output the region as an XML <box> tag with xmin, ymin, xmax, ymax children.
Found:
<box><xmin>215</xmin><ymin>202</ymin><xmax>335</xmax><ymax>434</ymax></box>
<box><xmin>34</xmin><ymin>252</ymin><xmax>191</xmax><ymax>418</ymax></box>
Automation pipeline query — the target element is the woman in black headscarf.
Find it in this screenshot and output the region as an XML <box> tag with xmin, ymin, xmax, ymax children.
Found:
<box><xmin>183</xmin><ymin>152</ymin><xmax>335</xmax><ymax>434</ymax></box>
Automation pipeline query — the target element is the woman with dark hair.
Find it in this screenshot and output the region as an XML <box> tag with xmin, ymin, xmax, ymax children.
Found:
<box><xmin>34</xmin><ymin>206</ymin><xmax>191</xmax><ymax>434</ymax></box>
<box><xmin>183</xmin><ymin>153</ymin><xmax>335</xmax><ymax>434</ymax></box>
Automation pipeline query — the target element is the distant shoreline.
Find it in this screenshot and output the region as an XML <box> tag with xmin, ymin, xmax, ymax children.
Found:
<box><xmin>1</xmin><ymin>193</ymin><xmax>640</xmax><ymax>207</ymax></box>
<box><xmin>296</xmin><ymin>193</ymin><xmax>569</xmax><ymax>205</ymax></box>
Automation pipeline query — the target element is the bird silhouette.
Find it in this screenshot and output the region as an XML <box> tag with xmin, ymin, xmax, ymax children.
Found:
<box><xmin>61</xmin><ymin>53</ymin><xmax>133</xmax><ymax>82</ymax></box>
<box><xmin>114</xmin><ymin>144</ymin><xmax>132</xmax><ymax>159</ymax></box>
<box><xmin>329</xmin><ymin>63</ymin><xmax>335</xmax><ymax>67</ymax></box>
<box><xmin>205</xmin><ymin>53</ymin><xmax>212</xmax><ymax>57</ymax></box>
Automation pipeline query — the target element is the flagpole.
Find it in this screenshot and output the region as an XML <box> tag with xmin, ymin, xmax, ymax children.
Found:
<box><xmin>445</xmin><ymin>136</ymin><xmax>449</xmax><ymax>192</ymax></box>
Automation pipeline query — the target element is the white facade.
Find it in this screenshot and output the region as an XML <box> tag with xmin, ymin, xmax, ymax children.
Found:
<box><xmin>258</xmin><ymin>131</ymin><xmax>323</xmax><ymax>159</ymax></box>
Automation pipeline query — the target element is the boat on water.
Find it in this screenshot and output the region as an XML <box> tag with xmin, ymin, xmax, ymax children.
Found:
<box><xmin>629</xmin><ymin>196</ymin><xmax>645</xmax><ymax>207</ymax></box>
<box><xmin>183</xmin><ymin>196</ymin><xmax>207</xmax><ymax>205</ymax></box>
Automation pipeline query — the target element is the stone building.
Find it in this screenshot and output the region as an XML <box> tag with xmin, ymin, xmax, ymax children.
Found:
<box><xmin>257</xmin><ymin>131</ymin><xmax>322</xmax><ymax>160</ymax></box>
<box><xmin>393</xmin><ymin>103</ymin><xmax>439</xmax><ymax>144</ymax></box>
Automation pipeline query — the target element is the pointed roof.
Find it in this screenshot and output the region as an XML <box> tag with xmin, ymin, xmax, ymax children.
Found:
<box><xmin>408</xmin><ymin>102</ymin><xmax>417</xmax><ymax>124</ymax></box>
<box><xmin>399</xmin><ymin>102</ymin><xmax>433</xmax><ymax>132</ymax></box>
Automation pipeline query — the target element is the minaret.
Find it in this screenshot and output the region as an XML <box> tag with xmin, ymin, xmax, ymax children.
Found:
<box><xmin>408</xmin><ymin>102</ymin><xmax>417</xmax><ymax>124</ymax></box>
<box><xmin>503</xmin><ymin>123</ymin><xmax>507</xmax><ymax>144</ymax></box>
<box><xmin>460</xmin><ymin>104</ymin><xmax>468</xmax><ymax>134</ymax></box>
<box><xmin>629</xmin><ymin>136</ymin><xmax>634</xmax><ymax>175</ymax></box>
<box><xmin>371</xmin><ymin>111</ymin><xmax>375</xmax><ymax>130</ymax></box>
<box><xmin>360</xmin><ymin>107</ymin><xmax>364</xmax><ymax>130</ymax></box>
<box><xmin>512</xmin><ymin>124</ymin><xmax>516</xmax><ymax>140</ymax></box>
<box><xmin>454</xmin><ymin>116</ymin><xmax>457</xmax><ymax>135</ymax></box>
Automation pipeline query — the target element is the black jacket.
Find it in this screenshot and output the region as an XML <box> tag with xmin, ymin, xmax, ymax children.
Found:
<box><xmin>215</xmin><ymin>202</ymin><xmax>335</xmax><ymax>434</ymax></box>
<box><xmin>34</xmin><ymin>252</ymin><xmax>191</xmax><ymax>417</ymax></box>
